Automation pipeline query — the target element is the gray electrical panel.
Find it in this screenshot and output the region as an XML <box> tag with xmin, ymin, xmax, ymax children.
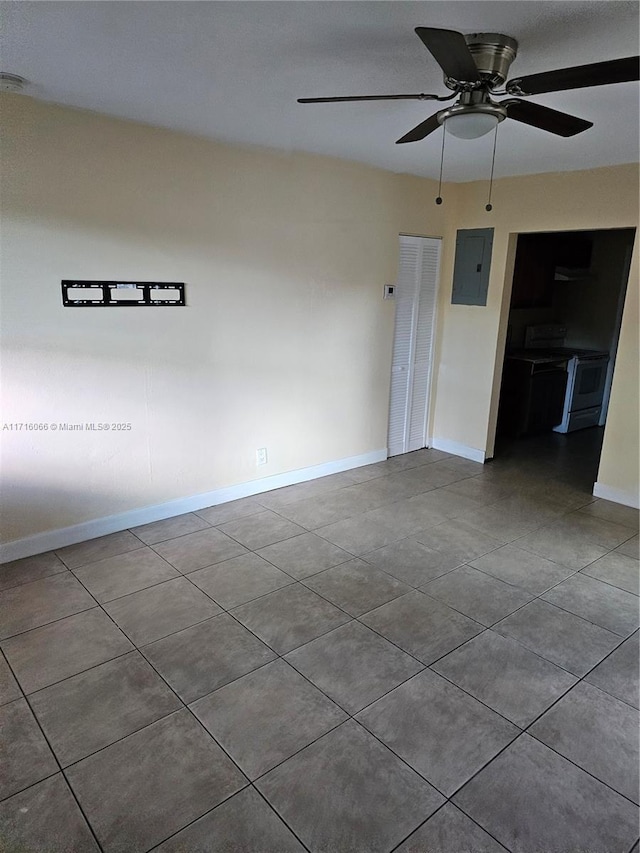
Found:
<box><xmin>451</xmin><ymin>228</ymin><xmax>494</xmax><ymax>306</ymax></box>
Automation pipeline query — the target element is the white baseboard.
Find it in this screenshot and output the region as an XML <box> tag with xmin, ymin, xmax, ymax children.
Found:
<box><xmin>592</xmin><ymin>482</ymin><xmax>640</xmax><ymax>510</ymax></box>
<box><xmin>0</xmin><ymin>448</ymin><xmax>388</xmax><ymax>564</ymax></box>
<box><xmin>430</xmin><ymin>437</ymin><xmax>486</xmax><ymax>464</ymax></box>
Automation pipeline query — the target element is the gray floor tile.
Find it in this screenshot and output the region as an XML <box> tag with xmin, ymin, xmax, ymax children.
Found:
<box><xmin>303</xmin><ymin>558</ymin><xmax>410</xmax><ymax>616</ymax></box>
<box><xmin>0</xmin><ymin>550</ymin><xmax>67</xmax><ymax>592</ymax></box>
<box><xmin>577</xmin><ymin>498</ymin><xmax>640</xmax><ymax>530</ymax></box>
<box><xmin>285</xmin><ymin>621</ymin><xmax>423</xmax><ymax>714</ymax></box>
<box><xmin>0</xmin><ymin>651</ymin><xmax>21</xmax><ymax>705</ymax></box>
<box><xmin>188</xmin><ymin>552</ymin><xmax>293</xmax><ymax>609</ymax></box>
<box><xmin>514</xmin><ymin>523</ymin><xmax>609</xmax><ymax>570</ymax></box>
<box><xmin>414</xmin><ymin>518</ymin><xmax>504</xmax><ymax>559</ymax></box>
<box><xmin>195</xmin><ymin>496</ymin><xmax>272</xmax><ymax>525</ymax></box>
<box><xmin>406</xmin><ymin>487</ymin><xmax>483</xmax><ymax>520</ymax></box>
<box><xmin>1</xmin><ymin>608</ymin><xmax>133</xmax><ymax>694</ymax></box>
<box><xmin>549</xmin><ymin>509</ymin><xmax>638</xmax><ymax>549</ymax></box>
<box><xmin>442</xmin><ymin>475</ymin><xmax>513</xmax><ymax>504</ymax></box>
<box><xmin>395</xmin><ymin>804</ymin><xmax>508</xmax><ymax>853</ymax></box>
<box><xmin>66</xmin><ymin>710</ymin><xmax>247</xmax><ymax>853</ymax></box>
<box><xmin>360</xmin><ymin>591</ymin><xmax>483</xmax><ymax>665</ymax></box>
<box><xmin>469</xmin><ymin>544</ymin><xmax>575</xmax><ymax>594</ymax></box>
<box><xmin>191</xmin><ymin>658</ymin><xmax>347</xmax><ymax>779</ymax></box>
<box><xmin>357</xmin><ymin>669</ymin><xmax>518</xmax><ymax>796</ymax></box>
<box><xmin>29</xmin><ymin>651</ymin><xmax>180</xmax><ymax>767</ymax></box>
<box><xmin>56</xmin><ymin>531</ymin><xmax>142</xmax><ymax>569</ymax></box>
<box><xmin>257</xmin><ymin>721</ymin><xmax>444</xmax><ymax>853</ymax></box>
<box><xmin>437</xmin><ymin>457</ymin><xmax>486</xmax><ymax>478</ymax></box>
<box><xmin>494</xmin><ymin>598</ymin><xmax>621</xmax><ymax>676</ymax></box>
<box><xmin>520</xmin><ymin>479</ymin><xmax>597</xmax><ymax>512</ymax></box>
<box><xmin>615</xmin><ymin>533</ymin><xmax>639</xmax><ymax>560</ymax></box>
<box><xmin>423</xmin><ymin>566</ymin><xmax>534</xmax><ymax>626</ymax></box>
<box><xmin>153</xmin><ymin>527</ymin><xmax>247</xmax><ymax>573</ymax></box>
<box><xmin>388</xmin><ymin>462</ymin><xmax>466</xmax><ymax>492</ymax></box>
<box><xmin>348</xmin><ymin>474</ymin><xmax>429</xmax><ymax>505</ymax></box>
<box><xmin>0</xmin><ymin>698</ymin><xmax>58</xmax><ymax>800</ymax></box>
<box><xmin>0</xmin><ymin>774</ymin><xmax>100</xmax><ymax>852</ymax></box>
<box><xmin>314</xmin><ymin>512</ymin><xmax>403</xmax><ymax>556</ymax></box>
<box><xmin>218</xmin><ymin>510</ymin><xmax>305</xmax><ymax>550</ymax></box>
<box><xmin>542</xmin><ymin>572</ymin><xmax>640</xmax><ymax>636</ymax></box>
<box><xmin>433</xmin><ymin>630</ymin><xmax>577</xmax><ymax>728</ymax></box>
<box><xmin>73</xmin><ymin>548</ymin><xmax>179</xmax><ymax>603</ymax></box>
<box><xmin>5</xmin><ymin>449</ymin><xmax>638</xmax><ymax>852</ymax></box>
<box><xmin>231</xmin><ymin>583</ymin><xmax>350</xmax><ymax>654</ymax></box>
<box><xmin>462</xmin><ymin>499</ymin><xmax>560</xmax><ymax>542</ymax></box>
<box><xmin>356</xmin><ymin>495</ymin><xmax>450</xmax><ymax>538</ymax></box>
<box><xmin>257</xmin><ymin>532</ymin><xmax>352</xmax><ymax>579</ymax></box>
<box><xmin>258</xmin><ymin>473</ymin><xmax>355</xmax><ymax>510</ymax></box>
<box><xmin>104</xmin><ymin>576</ymin><xmax>221</xmax><ymax>646</ymax></box>
<box><xmin>142</xmin><ymin>614</ymin><xmax>276</xmax><ymax>703</ymax></box>
<box><xmin>152</xmin><ymin>787</ymin><xmax>305</xmax><ymax>852</ymax></box>
<box><xmin>0</xmin><ymin>572</ymin><xmax>96</xmax><ymax>640</ymax></box>
<box><xmin>585</xmin><ymin>632</ymin><xmax>639</xmax><ymax>708</ymax></box>
<box><xmin>453</xmin><ymin>734</ymin><xmax>639</xmax><ymax>853</ymax></box>
<box><xmin>581</xmin><ymin>550</ymin><xmax>639</xmax><ymax>594</ymax></box>
<box><xmin>362</xmin><ymin>538</ymin><xmax>464</xmax><ymax>587</ymax></box>
<box><xmin>275</xmin><ymin>486</ymin><xmax>381</xmax><ymax>529</ymax></box>
<box><xmin>130</xmin><ymin>512</ymin><xmax>210</xmax><ymax>545</ymax></box>
<box><xmin>530</xmin><ymin>681</ymin><xmax>639</xmax><ymax>803</ymax></box>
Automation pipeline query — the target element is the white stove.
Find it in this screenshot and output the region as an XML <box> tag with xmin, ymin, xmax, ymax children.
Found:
<box><xmin>523</xmin><ymin>325</ymin><xmax>609</xmax><ymax>433</ymax></box>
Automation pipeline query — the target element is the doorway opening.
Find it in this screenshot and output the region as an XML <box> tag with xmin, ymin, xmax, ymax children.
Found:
<box><xmin>493</xmin><ymin>226</ymin><xmax>635</xmax><ymax>490</ymax></box>
<box><xmin>387</xmin><ymin>235</ymin><xmax>441</xmax><ymax>457</ymax></box>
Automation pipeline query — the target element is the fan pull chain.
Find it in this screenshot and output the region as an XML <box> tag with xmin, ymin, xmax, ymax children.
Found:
<box><xmin>435</xmin><ymin>128</ymin><xmax>446</xmax><ymax>205</ymax></box>
<box><xmin>485</xmin><ymin>124</ymin><xmax>499</xmax><ymax>211</ymax></box>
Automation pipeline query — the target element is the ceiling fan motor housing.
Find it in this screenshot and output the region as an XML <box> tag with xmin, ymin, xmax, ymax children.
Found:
<box><xmin>457</xmin><ymin>33</ymin><xmax>519</xmax><ymax>89</ymax></box>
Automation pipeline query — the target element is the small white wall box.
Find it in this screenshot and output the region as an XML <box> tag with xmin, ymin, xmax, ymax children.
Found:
<box><xmin>384</xmin><ymin>285</ymin><xmax>396</xmax><ymax>299</ymax></box>
<box><xmin>61</xmin><ymin>281</ymin><xmax>186</xmax><ymax>306</ymax></box>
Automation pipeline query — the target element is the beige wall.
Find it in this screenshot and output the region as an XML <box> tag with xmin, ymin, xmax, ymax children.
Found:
<box><xmin>0</xmin><ymin>96</ymin><xmax>444</xmax><ymax>543</ymax></box>
<box><xmin>1</xmin><ymin>95</ymin><xmax>638</xmax><ymax>548</ymax></box>
<box><xmin>429</xmin><ymin>165</ymin><xmax>638</xmax><ymax>505</ymax></box>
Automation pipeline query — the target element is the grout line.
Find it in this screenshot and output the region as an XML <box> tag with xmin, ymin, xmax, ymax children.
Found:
<box><xmin>387</xmin><ymin>799</ymin><xmax>511</xmax><ymax>852</ymax></box>
<box><xmin>0</xmin><ymin>653</ymin><xmax>105</xmax><ymax>851</ymax></box>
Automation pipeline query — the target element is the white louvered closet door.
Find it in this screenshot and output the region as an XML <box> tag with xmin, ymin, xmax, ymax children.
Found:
<box><xmin>387</xmin><ymin>235</ymin><xmax>441</xmax><ymax>457</ymax></box>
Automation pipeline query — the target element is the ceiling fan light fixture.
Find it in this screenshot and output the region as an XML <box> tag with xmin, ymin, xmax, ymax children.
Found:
<box><xmin>443</xmin><ymin>112</ymin><xmax>500</xmax><ymax>138</ymax></box>
<box><xmin>438</xmin><ymin>101</ymin><xmax>507</xmax><ymax>139</ymax></box>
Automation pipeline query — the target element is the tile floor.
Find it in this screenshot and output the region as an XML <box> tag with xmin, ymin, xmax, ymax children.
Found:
<box><xmin>1</xmin><ymin>432</ymin><xmax>639</xmax><ymax>853</ymax></box>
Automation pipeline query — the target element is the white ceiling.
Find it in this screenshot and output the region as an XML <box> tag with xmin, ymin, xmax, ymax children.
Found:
<box><xmin>2</xmin><ymin>1</ymin><xmax>638</xmax><ymax>181</ymax></box>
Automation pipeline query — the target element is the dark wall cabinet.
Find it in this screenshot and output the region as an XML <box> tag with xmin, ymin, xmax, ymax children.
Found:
<box><xmin>510</xmin><ymin>232</ymin><xmax>593</xmax><ymax>309</ymax></box>
<box><xmin>511</xmin><ymin>234</ymin><xmax>555</xmax><ymax>309</ymax></box>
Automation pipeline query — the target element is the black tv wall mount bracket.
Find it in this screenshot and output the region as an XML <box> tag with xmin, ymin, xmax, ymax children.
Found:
<box><xmin>61</xmin><ymin>281</ymin><xmax>186</xmax><ymax>307</ymax></box>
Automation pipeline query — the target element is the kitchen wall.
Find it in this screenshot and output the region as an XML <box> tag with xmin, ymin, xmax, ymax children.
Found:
<box><xmin>504</xmin><ymin>228</ymin><xmax>634</xmax><ymax>351</ymax></box>
<box><xmin>559</xmin><ymin>228</ymin><xmax>635</xmax><ymax>352</ymax></box>
<box><xmin>429</xmin><ymin>165</ymin><xmax>639</xmax><ymax>506</ymax></box>
<box><xmin>0</xmin><ymin>95</ymin><xmax>447</xmax><ymax>548</ymax></box>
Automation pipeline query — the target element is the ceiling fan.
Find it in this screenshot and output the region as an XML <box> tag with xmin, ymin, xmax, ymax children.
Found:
<box><xmin>298</xmin><ymin>27</ymin><xmax>640</xmax><ymax>143</ymax></box>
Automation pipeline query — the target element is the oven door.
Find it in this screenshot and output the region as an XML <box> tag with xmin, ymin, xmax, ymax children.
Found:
<box><xmin>570</xmin><ymin>357</ymin><xmax>609</xmax><ymax>412</ymax></box>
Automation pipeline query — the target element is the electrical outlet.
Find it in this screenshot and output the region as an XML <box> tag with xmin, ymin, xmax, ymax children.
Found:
<box><xmin>256</xmin><ymin>447</ymin><xmax>268</xmax><ymax>466</ymax></box>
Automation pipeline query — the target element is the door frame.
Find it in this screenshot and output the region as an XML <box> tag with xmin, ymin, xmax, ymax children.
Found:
<box><xmin>487</xmin><ymin>227</ymin><xmax>636</xmax><ymax>462</ymax></box>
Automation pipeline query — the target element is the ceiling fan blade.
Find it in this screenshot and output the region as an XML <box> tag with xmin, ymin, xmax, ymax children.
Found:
<box><xmin>396</xmin><ymin>113</ymin><xmax>441</xmax><ymax>144</ymax></box>
<box><xmin>503</xmin><ymin>99</ymin><xmax>593</xmax><ymax>137</ymax></box>
<box><xmin>297</xmin><ymin>93</ymin><xmax>442</xmax><ymax>103</ymax></box>
<box><xmin>506</xmin><ymin>56</ymin><xmax>640</xmax><ymax>96</ymax></box>
<box><xmin>415</xmin><ymin>27</ymin><xmax>481</xmax><ymax>83</ymax></box>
